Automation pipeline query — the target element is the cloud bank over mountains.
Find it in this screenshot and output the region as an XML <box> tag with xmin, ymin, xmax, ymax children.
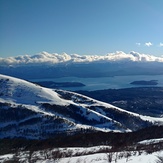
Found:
<box><xmin>1</xmin><ymin>51</ymin><xmax>163</xmax><ymax>79</ymax></box>
<box><xmin>1</xmin><ymin>51</ymin><xmax>163</xmax><ymax>66</ymax></box>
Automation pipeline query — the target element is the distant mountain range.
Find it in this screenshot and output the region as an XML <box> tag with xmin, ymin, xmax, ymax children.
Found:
<box><xmin>1</xmin><ymin>51</ymin><xmax>163</xmax><ymax>65</ymax></box>
<box><xmin>0</xmin><ymin>74</ymin><xmax>163</xmax><ymax>139</ymax></box>
<box><xmin>1</xmin><ymin>51</ymin><xmax>163</xmax><ymax>79</ymax></box>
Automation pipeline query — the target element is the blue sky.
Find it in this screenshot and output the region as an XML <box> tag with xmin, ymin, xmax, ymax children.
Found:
<box><xmin>0</xmin><ymin>0</ymin><xmax>163</xmax><ymax>58</ymax></box>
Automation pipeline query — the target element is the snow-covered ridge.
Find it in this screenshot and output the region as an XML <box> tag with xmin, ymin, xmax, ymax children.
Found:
<box><xmin>1</xmin><ymin>51</ymin><xmax>163</xmax><ymax>66</ymax></box>
<box><xmin>0</xmin><ymin>74</ymin><xmax>163</xmax><ymax>139</ymax></box>
<box><xmin>56</xmin><ymin>89</ymin><xmax>163</xmax><ymax>125</ymax></box>
<box><xmin>0</xmin><ymin>74</ymin><xmax>68</xmax><ymax>106</ymax></box>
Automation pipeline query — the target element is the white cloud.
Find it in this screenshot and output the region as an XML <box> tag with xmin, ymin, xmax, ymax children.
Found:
<box><xmin>136</xmin><ymin>43</ymin><xmax>141</xmax><ymax>46</ymax></box>
<box><xmin>159</xmin><ymin>42</ymin><xmax>163</xmax><ymax>47</ymax></box>
<box><xmin>1</xmin><ymin>51</ymin><xmax>163</xmax><ymax>66</ymax></box>
<box><xmin>145</xmin><ymin>42</ymin><xmax>153</xmax><ymax>47</ymax></box>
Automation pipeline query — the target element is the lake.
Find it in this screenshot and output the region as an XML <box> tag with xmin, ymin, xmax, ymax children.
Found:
<box><xmin>31</xmin><ymin>75</ymin><xmax>163</xmax><ymax>91</ymax></box>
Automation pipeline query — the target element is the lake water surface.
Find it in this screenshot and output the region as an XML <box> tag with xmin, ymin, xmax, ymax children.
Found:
<box><xmin>31</xmin><ymin>75</ymin><xmax>163</xmax><ymax>91</ymax></box>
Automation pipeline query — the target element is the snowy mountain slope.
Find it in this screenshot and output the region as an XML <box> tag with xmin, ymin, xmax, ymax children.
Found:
<box><xmin>0</xmin><ymin>74</ymin><xmax>68</xmax><ymax>106</ymax></box>
<box><xmin>56</xmin><ymin>89</ymin><xmax>163</xmax><ymax>124</ymax></box>
<box><xmin>0</xmin><ymin>74</ymin><xmax>163</xmax><ymax>139</ymax></box>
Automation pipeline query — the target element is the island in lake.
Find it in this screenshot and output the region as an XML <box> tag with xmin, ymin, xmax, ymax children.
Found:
<box><xmin>34</xmin><ymin>81</ymin><xmax>85</xmax><ymax>88</ymax></box>
<box><xmin>130</xmin><ymin>80</ymin><xmax>158</xmax><ymax>86</ymax></box>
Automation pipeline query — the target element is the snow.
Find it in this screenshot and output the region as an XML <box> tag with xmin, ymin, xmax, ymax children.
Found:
<box><xmin>1</xmin><ymin>74</ymin><xmax>121</xmax><ymax>138</ymax></box>
<box><xmin>58</xmin><ymin>153</ymin><xmax>107</xmax><ymax>163</ymax></box>
<box><xmin>0</xmin><ymin>154</ymin><xmax>14</xmax><ymax>162</ymax></box>
<box><xmin>0</xmin><ymin>74</ymin><xmax>69</xmax><ymax>106</ymax></box>
<box><xmin>42</xmin><ymin>150</ymin><xmax>163</xmax><ymax>163</ymax></box>
<box><xmin>115</xmin><ymin>151</ymin><xmax>163</xmax><ymax>163</ymax></box>
<box><xmin>0</xmin><ymin>74</ymin><xmax>163</xmax><ymax>139</ymax></box>
<box><xmin>0</xmin><ymin>147</ymin><xmax>163</xmax><ymax>163</ymax></box>
<box><xmin>1</xmin><ymin>72</ymin><xmax>163</xmax><ymax>162</ymax></box>
<box><xmin>138</xmin><ymin>138</ymin><xmax>163</xmax><ymax>145</ymax></box>
<box><xmin>60</xmin><ymin>89</ymin><xmax>163</xmax><ymax>125</ymax></box>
